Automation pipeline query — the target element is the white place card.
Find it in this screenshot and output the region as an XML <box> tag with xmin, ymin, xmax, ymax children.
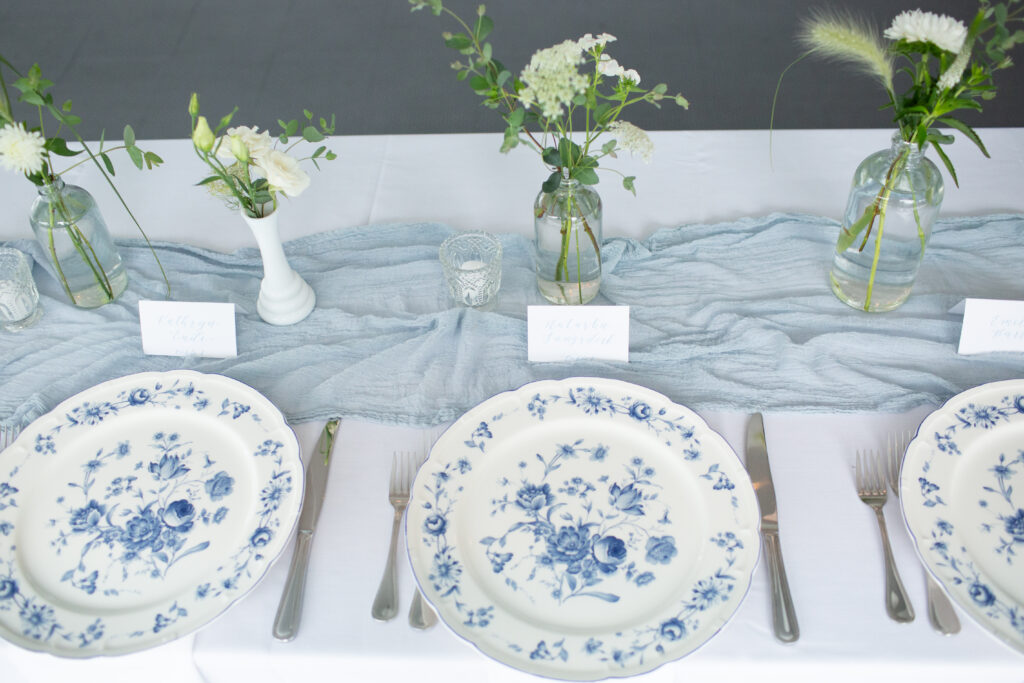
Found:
<box><xmin>139</xmin><ymin>300</ymin><xmax>237</xmax><ymax>358</ymax></box>
<box><xmin>527</xmin><ymin>305</ymin><xmax>629</xmax><ymax>362</ymax></box>
<box><xmin>958</xmin><ymin>298</ymin><xmax>1024</xmax><ymax>355</ymax></box>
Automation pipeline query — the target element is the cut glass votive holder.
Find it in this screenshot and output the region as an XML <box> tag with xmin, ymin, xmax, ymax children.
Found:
<box><xmin>439</xmin><ymin>232</ymin><xmax>502</xmax><ymax>308</ymax></box>
<box><xmin>0</xmin><ymin>247</ymin><xmax>42</xmax><ymax>332</ymax></box>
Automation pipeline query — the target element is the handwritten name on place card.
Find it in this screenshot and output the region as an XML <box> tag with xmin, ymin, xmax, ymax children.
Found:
<box><xmin>958</xmin><ymin>298</ymin><xmax>1024</xmax><ymax>355</ymax></box>
<box><xmin>527</xmin><ymin>305</ymin><xmax>629</xmax><ymax>362</ymax></box>
<box><xmin>139</xmin><ymin>300</ymin><xmax>237</xmax><ymax>358</ymax></box>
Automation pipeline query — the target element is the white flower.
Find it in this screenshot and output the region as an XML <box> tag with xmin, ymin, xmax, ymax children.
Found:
<box><xmin>597</xmin><ymin>54</ymin><xmax>641</xmax><ymax>84</ymax></box>
<box><xmin>0</xmin><ymin>123</ymin><xmax>46</xmax><ymax>175</ymax></box>
<box><xmin>884</xmin><ymin>10</ymin><xmax>967</xmax><ymax>54</ymax></box>
<box><xmin>257</xmin><ymin>149</ymin><xmax>310</xmax><ymax>197</ymax></box>
<box><xmin>519</xmin><ymin>39</ymin><xmax>588</xmax><ymax>120</ymax></box>
<box><xmin>577</xmin><ymin>32</ymin><xmax>616</xmax><ymax>51</ymax></box>
<box><xmin>216</xmin><ymin>125</ymin><xmax>273</xmax><ymax>161</ymax></box>
<box><xmin>607</xmin><ymin>120</ymin><xmax>653</xmax><ymax>163</ymax></box>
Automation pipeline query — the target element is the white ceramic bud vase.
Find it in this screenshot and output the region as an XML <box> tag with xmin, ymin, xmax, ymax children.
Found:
<box><xmin>240</xmin><ymin>208</ymin><xmax>315</xmax><ymax>325</ymax></box>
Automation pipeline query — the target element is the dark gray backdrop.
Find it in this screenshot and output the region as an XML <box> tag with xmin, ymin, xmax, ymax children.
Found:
<box><xmin>1</xmin><ymin>0</ymin><xmax>1018</xmax><ymax>139</ymax></box>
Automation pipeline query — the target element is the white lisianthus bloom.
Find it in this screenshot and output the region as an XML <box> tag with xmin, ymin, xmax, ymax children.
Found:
<box><xmin>257</xmin><ymin>149</ymin><xmax>310</xmax><ymax>197</ymax></box>
<box><xmin>216</xmin><ymin>125</ymin><xmax>273</xmax><ymax>161</ymax></box>
<box><xmin>519</xmin><ymin>39</ymin><xmax>588</xmax><ymax>120</ymax></box>
<box><xmin>884</xmin><ymin>10</ymin><xmax>967</xmax><ymax>54</ymax></box>
<box><xmin>0</xmin><ymin>123</ymin><xmax>46</xmax><ymax>175</ymax></box>
<box><xmin>607</xmin><ymin>120</ymin><xmax>653</xmax><ymax>163</ymax></box>
<box><xmin>577</xmin><ymin>32</ymin><xmax>616</xmax><ymax>51</ymax></box>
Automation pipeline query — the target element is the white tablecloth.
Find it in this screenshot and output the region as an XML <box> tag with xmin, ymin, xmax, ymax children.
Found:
<box><xmin>2</xmin><ymin>129</ymin><xmax>1023</xmax><ymax>681</ymax></box>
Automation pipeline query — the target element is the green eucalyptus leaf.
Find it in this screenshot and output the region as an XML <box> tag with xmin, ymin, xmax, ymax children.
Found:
<box><xmin>573</xmin><ymin>167</ymin><xmax>600</xmax><ymax>185</ymax></box>
<box><xmin>62</xmin><ymin>113</ymin><xmax>82</xmax><ymax>127</ymax></box>
<box><xmin>469</xmin><ymin>75</ymin><xmax>489</xmax><ymax>92</ymax></box>
<box><xmin>445</xmin><ymin>33</ymin><xmax>472</xmax><ymax>50</ymax></box>
<box><xmin>507</xmin><ymin>107</ymin><xmax>525</xmax><ymax>128</ymax></box>
<box><xmin>127</xmin><ymin>145</ymin><xmax>143</xmax><ymax>169</ymax></box>
<box><xmin>123</xmin><ymin>125</ymin><xmax>136</xmax><ymax>147</ymax></box>
<box><xmin>482</xmin><ymin>42</ymin><xmax>492</xmax><ymax>61</ymax></box>
<box><xmin>303</xmin><ymin>108</ymin><xmax>313</xmax><ymax>120</ymax></box>
<box><xmin>61</xmin><ymin>99</ymin><xmax>73</xmax><ymax>112</ymax></box>
<box><xmin>456</xmin><ymin>69</ymin><xmax>469</xmax><ymax>81</ymax></box>
<box><xmin>622</xmin><ymin>176</ymin><xmax>636</xmax><ymax>196</ymax></box>
<box><xmin>325</xmin><ymin>151</ymin><xmax>338</xmax><ymax>160</ymax></box>
<box><xmin>313</xmin><ymin>145</ymin><xmax>326</xmax><ymax>158</ymax></box>
<box><xmin>601</xmin><ymin>139</ymin><xmax>617</xmax><ymax>155</ymax></box>
<box><xmin>19</xmin><ymin>90</ymin><xmax>44</xmax><ymax>106</ymax></box>
<box><xmin>475</xmin><ymin>15</ymin><xmax>493</xmax><ymax>41</ymax></box>
<box><xmin>496</xmin><ymin>69</ymin><xmax>511</xmax><ymax>88</ymax></box>
<box><xmin>100</xmin><ymin>152</ymin><xmax>115</xmax><ymax>175</ymax></box>
<box><xmin>302</xmin><ymin>125</ymin><xmax>325</xmax><ymax>142</ymax></box>
<box><xmin>540</xmin><ymin>146</ymin><xmax>559</xmax><ymax>167</ymax></box>
<box><xmin>541</xmin><ymin>171</ymin><xmax>561</xmax><ymax>194</ymax></box>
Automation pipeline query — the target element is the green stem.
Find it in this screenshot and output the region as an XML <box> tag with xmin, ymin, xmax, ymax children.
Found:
<box><xmin>863</xmin><ymin>150</ymin><xmax>909</xmax><ymax>311</ymax></box>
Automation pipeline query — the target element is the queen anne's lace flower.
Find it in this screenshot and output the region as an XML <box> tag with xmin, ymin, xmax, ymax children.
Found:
<box><xmin>607</xmin><ymin>120</ymin><xmax>653</xmax><ymax>163</ymax></box>
<box><xmin>0</xmin><ymin>123</ymin><xmax>46</xmax><ymax>175</ymax></box>
<box><xmin>519</xmin><ymin>39</ymin><xmax>588</xmax><ymax>120</ymax></box>
<box><xmin>257</xmin><ymin>149</ymin><xmax>310</xmax><ymax>197</ymax></box>
<box><xmin>884</xmin><ymin>10</ymin><xmax>967</xmax><ymax>54</ymax></box>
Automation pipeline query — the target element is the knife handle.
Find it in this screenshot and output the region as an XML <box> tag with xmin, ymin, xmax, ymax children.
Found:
<box><xmin>764</xmin><ymin>530</ymin><xmax>799</xmax><ymax>643</ymax></box>
<box><xmin>273</xmin><ymin>530</ymin><xmax>314</xmax><ymax>641</ymax></box>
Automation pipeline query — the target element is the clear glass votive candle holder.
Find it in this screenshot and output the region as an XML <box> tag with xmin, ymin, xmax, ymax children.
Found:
<box><xmin>439</xmin><ymin>232</ymin><xmax>502</xmax><ymax>308</ymax></box>
<box><xmin>0</xmin><ymin>247</ymin><xmax>43</xmax><ymax>332</ymax></box>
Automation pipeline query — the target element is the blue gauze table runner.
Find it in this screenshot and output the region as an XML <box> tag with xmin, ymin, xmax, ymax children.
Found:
<box><xmin>2</xmin><ymin>213</ymin><xmax>1023</xmax><ymax>429</ymax></box>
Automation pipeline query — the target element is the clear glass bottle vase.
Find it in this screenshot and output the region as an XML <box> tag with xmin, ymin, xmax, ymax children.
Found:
<box><xmin>534</xmin><ymin>178</ymin><xmax>603</xmax><ymax>305</ymax></box>
<box><xmin>29</xmin><ymin>178</ymin><xmax>128</xmax><ymax>307</ymax></box>
<box><xmin>829</xmin><ymin>133</ymin><xmax>944</xmax><ymax>312</ymax></box>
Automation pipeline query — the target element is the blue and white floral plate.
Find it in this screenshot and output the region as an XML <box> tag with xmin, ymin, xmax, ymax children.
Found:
<box><xmin>0</xmin><ymin>370</ymin><xmax>302</xmax><ymax>657</ymax></box>
<box><xmin>407</xmin><ymin>377</ymin><xmax>759</xmax><ymax>680</ymax></box>
<box><xmin>901</xmin><ymin>379</ymin><xmax>1024</xmax><ymax>654</ymax></box>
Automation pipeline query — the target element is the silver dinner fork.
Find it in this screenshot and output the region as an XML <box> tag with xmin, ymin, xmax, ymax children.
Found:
<box><xmin>371</xmin><ymin>451</ymin><xmax>415</xmax><ymax>621</ymax></box>
<box><xmin>887</xmin><ymin>433</ymin><xmax>961</xmax><ymax>635</ymax></box>
<box><xmin>856</xmin><ymin>449</ymin><xmax>915</xmax><ymax>623</ymax></box>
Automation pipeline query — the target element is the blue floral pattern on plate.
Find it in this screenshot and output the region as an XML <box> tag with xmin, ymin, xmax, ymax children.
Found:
<box><xmin>0</xmin><ymin>371</ymin><xmax>302</xmax><ymax>657</ymax></box>
<box><xmin>901</xmin><ymin>380</ymin><xmax>1024</xmax><ymax>655</ymax></box>
<box><xmin>407</xmin><ymin>378</ymin><xmax>759</xmax><ymax>681</ymax></box>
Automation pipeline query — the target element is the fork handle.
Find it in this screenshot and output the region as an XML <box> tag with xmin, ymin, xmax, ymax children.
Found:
<box><xmin>764</xmin><ymin>530</ymin><xmax>799</xmax><ymax>643</ymax></box>
<box><xmin>873</xmin><ymin>508</ymin><xmax>915</xmax><ymax>623</ymax></box>
<box><xmin>371</xmin><ymin>507</ymin><xmax>403</xmax><ymax>621</ymax></box>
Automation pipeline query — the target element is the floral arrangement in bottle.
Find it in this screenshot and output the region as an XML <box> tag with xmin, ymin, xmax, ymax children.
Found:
<box><xmin>777</xmin><ymin>2</ymin><xmax>1023</xmax><ymax>310</ymax></box>
<box><xmin>411</xmin><ymin>1</ymin><xmax>688</xmax><ymax>303</ymax></box>
<box><xmin>187</xmin><ymin>93</ymin><xmax>336</xmax><ymax>219</ymax></box>
<box><xmin>0</xmin><ymin>56</ymin><xmax>167</xmax><ymax>305</ymax></box>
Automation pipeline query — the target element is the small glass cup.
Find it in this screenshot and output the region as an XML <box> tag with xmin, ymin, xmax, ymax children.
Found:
<box><xmin>439</xmin><ymin>232</ymin><xmax>502</xmax><ymax>308</ymax></box>
<box><xmin>0</xmin><ymin>247</ymin><xmax>43</xmax><ymax>331</ymax></box>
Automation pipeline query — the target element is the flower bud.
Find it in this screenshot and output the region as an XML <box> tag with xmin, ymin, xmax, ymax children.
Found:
<box><xmin>188</xmin><ymin>93</ymin><xmax>199</xmax><ymax>117</ymax></box>
<box><xmin>192</xmin><ymin>116</ymin><xmax>215</xmax><ymax>152</ymax></box>
<box><xmin>229</xmin><ymin>134</ymin><xmax>249</xmax><ymax>163</ymax></box>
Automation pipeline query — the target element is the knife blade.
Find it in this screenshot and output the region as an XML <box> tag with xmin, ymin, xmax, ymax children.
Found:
<box><xmin>272</xmin><ymin>418</ymin><xmax>341</xmax><ymax>641</ymax></box>
<box><xmin>746</xmin><ymin>413</ymin><xmax>799</xmax><ymax>643</ymax></box>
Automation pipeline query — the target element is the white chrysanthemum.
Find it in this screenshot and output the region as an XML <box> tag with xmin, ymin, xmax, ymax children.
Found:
<box><xmin>0</xmin><ymin>123</ymin><xmax>45</xmax><ymax>175</ymax></box>
<box><xmin>937</xmin><ymin>41</ymin><xmax>972</xmax><ymax>90</ymax></box>
<box><xmin>597</xmin><ymin>54</ymin><xmax>641</xmax><ymax>84</ymax></box>
<box><xmin>884</xmin><ymin>10</ymin><xmax>967</xmax><ymax>54</ymax></box>
<box><xmin>607</xmin><ymin>120</ymin><xmax>653</xmax><ymax>163</ymax></box>
<box><xmin>519</xmin><ymin>39</ymin><xmax>588</xmax><ymax>119</ymax></box>
<box><xmin>216</xmin><ymin>125</ymin><xmax>273</xmax><ymax>161</ymax></box>
<box><xmin>257</xmin><ymin>149</ymin><xmax>310</xmax><ymax>197</ymax></box>
<box><xmin>577</xmin><ymin>32</ymin><xmax>616</xmax><ymax>51</ymax></box>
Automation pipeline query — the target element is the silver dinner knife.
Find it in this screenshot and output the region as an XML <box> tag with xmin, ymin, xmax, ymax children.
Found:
<box><xmin>746</xmin><ymin>413</ymin><xmax>800</xmax><ymax>643</ymax></box>
<box><xmin>273</xmin><ymin>418</ymin><xmax>341</xmax><ymax>641</ymax></box>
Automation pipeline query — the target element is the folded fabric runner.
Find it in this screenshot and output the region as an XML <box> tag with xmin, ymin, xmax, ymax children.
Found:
<box><xmin>2</xmin><ymin>213</ymin><xmax>1023</xmax><ymax>429</ymax></box>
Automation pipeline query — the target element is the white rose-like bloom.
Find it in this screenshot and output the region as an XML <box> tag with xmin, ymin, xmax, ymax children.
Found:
<box><xmin>0</xmin><ymin>123</ymin><xmax>46</xmax><ymax>175</ymax></box>
<box><xmin>216</xmin><ymin>125</ymin><xmax>274</xmax><ymax>161</ymax></box>
<box><xmin>884</xmin><ymin>10</ymin><xmax>967</xmax><ymax>54</ymax></box>
<box><xmin>519</xmin><ymin>39</ymin><xmax>588</xmax><ymax>120</ymax></box>
<box><xmin>257</xmin><ymin>149</ymin><xmax>310</xmax><ymax>198</ymax></box>
<box><xmin>607</xmin><ymin>120</ymin><xmax>653</xmax><ymax>163</ymax></box>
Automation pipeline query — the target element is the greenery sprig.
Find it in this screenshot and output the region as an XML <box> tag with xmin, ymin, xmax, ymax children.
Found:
<box><xmin>411</xmin><ymin>1</ymin><xmax>688</xmax><ymax>196</ymax></box>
